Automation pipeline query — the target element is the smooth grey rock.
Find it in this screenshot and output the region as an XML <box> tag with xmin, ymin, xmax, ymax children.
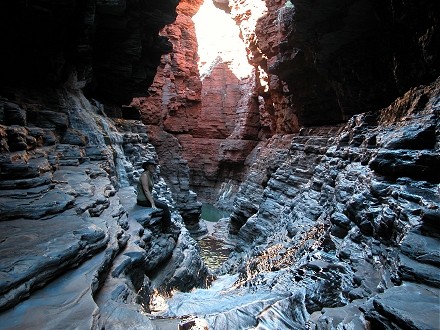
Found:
<box><xmin>310</xmin><ymin>300</ymin><xmax>368</xmax><ymax>330</ymax></box>
<box><xmin>256</xmin><ymin>291</ymin><xmax>310</xmax><ymax>329</ymax></box>
<box><xmin>399</xmin><ymin>253</ymin><xmax>440</xmax><ymax>287</ymax></box>
<box><xmin>400</xmin><ymin>231</ymin><xmax>440</xmax><ymax>266</ymax></box>
<box><xmin>364</xmin><ymin>283</ymin><xmax>440</xmax><ymax>330</ymax></box>
<box><xmin>0</xmin><ymin>189</ymin><xmax>75</xmax><ymax>221</ymax></box>
<box><xmin>0</xmin><ymin>215</ymin><xmax>109</xmax><ymax>311</ymax></box>
<box><xmin>0</xmin><ymin>251</ymin><xmax>106</xmax><ymax>330</ymax></box>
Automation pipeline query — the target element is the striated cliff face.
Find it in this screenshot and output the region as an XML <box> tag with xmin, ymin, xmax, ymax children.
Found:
<box><xmin>135</xmin><ymin>0</ymin><xmax>272</xmax><ymax>205</ymax></box>
<box><xmin>0</xmin><ymin>0</ymin><xmax>439</xmax><ymax>329</ymax></box>
<box><xmin>131</xmin><ymin>0</ymin><xmax>207</xmax><ymax>228</ymax></box>
<box><xmin>231</xmin><ymin>0</ymin><xmax>440</xmax><ymax>127</ymax></box>
<box><xmin>0</xmin><ymin>1</ymin><xmax>209</xmax><ymax>329</ymax></box>
<box><xmin>160</xmin><ymin>76</ymin><xmax>440</xmax><ymax>330</ymax></box>
<box><xmin>0</xmin><ymin>88</ymin><xmax>209</xmax><ymax>328</ymax></box>
<box><xmin>134</xmin><ymin>0</ymin><xmax>439</xmax><ymax>328</ymax></box>
<box><xmin>140</xmin><ymin>0</ymin><xmax>440</xmax><ymax>205</ymax></box>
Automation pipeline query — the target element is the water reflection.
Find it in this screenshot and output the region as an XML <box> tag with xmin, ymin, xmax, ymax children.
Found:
<box><xmin>197</xmin><ymin>204</ymin><xmax>234</xmax><ymax>271</ymax></box>
<box><xmin>198</xmin><ymin>235</ymin><xmax>231</xmax><ymax>271</ymax></box>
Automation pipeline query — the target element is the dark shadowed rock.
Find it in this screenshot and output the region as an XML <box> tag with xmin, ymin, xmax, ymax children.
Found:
<box><xmin>3</xmin><ymin>102</ymin><xmax>26</xmax><ymax>126</ymax></box>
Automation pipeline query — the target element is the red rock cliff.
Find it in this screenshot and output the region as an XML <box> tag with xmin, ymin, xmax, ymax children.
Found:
<box><xmin>134</xmin><ymin>0</ymin><xmax>246</xmax><ymax>204</ymax></box>
<box><xmin>135</xmin><ymin>0</ymin><xmax>440</xmax><ymax>207</ymax></box>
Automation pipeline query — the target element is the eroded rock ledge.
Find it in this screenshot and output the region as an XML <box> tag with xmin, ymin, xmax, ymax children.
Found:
<box><xmin>0</xmin><ymin>89</ymin><xmax>208</xmax><ymax>329</ymax></box>
<box><xmin>215</xmin><ymin>77</ymin><xmax>440</xmax><ymax>329</ymax></box>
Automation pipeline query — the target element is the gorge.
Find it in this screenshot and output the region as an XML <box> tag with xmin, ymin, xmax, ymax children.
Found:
<box><xmin>0</xmin><ymin>0</ymin><xmax>439</xmax><ymax>329</ymax></box>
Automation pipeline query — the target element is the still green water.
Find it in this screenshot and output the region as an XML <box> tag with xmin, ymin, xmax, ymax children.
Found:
<box><xmin>198</xmin><ymin>204</ymin><xmax>232</xmax><ymax>271</ymax></box>
<box><xmin>200</xmin><ymin>203</ymin><xmax>230</xmax><ymax>222</ymax></box>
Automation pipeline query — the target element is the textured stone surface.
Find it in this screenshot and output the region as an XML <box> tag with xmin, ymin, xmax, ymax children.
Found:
<box><xmin>230</xmin><ymin>0</ymin><xmax>299</xmax><ymax>134</ymax></box>
<box><xmin>0</xmin><ymin>0</ymin><xmax>439</xmax><ymax>328</ymax></box>
<box><xmin>130</xmin><ymin>1</ymin><xmax>207</xmax><ymax>226</ymax></box>
<box><xmin>0</xmin><ymin>89</ymin><xmax>208</xmax><ymax>328</ymax></box>
<box><xmin>135</xmin><ymin>0</ymin><xmax>282</xmax><ymax>206</ymax></box>
<box><xmin>215</xmin><ymin>78</ymin><xmax>440</xmax><ymax>329</ymax></box>
<box><xmin>145</xmin><ymin>125</ymin><xmax>204</xmax><ymax>233</ymax></box>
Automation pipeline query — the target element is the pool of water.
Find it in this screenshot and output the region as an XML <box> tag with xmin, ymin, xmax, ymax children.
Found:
<box><xmin>200</xmin><ymin>203</ymin><xmax>230</xmax><ymax>222</ymax></box>
<box><xmin>197</xmin><ymin>204</ymin><xmax>234</xmax><ymax>271</ymax></box>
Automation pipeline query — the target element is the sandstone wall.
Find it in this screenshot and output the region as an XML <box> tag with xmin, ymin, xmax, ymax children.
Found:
<box><xmin>230</xmin><ymin>0</ymin><xmax>299</xmax><ymax>134</ymax></box>
<box><xmin>133</xmin><ymin>1</ymin><xmax>241</xmax><ymax>205</ymax></box>
<box><xmin>134</xmin><ymin>0</ymin><xmax>439</xmax><ymax>210</ymax></box>
<box><xmin>136</xmin><ymin>0</ymin><xmax>295</xmax><ymax>206</ymax></box>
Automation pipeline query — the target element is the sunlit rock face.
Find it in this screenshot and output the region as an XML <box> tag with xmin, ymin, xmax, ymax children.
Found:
<box><xmin>131</xmin><ymin>0</ymin><xmax>206</xmax><ymax>228</ymax></box>
<box><xmin>230</xmin><ymin>0</ymin><xmax>300</xmax><ymax>134</ymax></box>
<box><xmin>135</xmin><ymin>0</ymin><xmax>263</xmax><ymax>205</ymax></box>
<box><xmin>211</xmin><ymin>77</ymin><xmax>440</xmax><ymax>330</ymax></box>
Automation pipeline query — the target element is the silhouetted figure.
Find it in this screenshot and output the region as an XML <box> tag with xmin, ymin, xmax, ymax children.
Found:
<box><xmin>137</xmin><ymin>159</ymin><xmax>171</xmax><ymax>232</ymax></box>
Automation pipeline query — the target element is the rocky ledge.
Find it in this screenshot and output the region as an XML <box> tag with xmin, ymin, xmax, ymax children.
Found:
<box><xmin>157</xmin><ymin>77</ymin><xmax>440</xmax><ymax>329</ymax></box>
<box><xmin>0</xmin><ymin>89</ymin><xmax>208</xmax><ymax>329</ymax></box>
<box><xmin>223</xmin><ymin>77</ymin><xmax>440</xmax><ymax>329</ymax></box>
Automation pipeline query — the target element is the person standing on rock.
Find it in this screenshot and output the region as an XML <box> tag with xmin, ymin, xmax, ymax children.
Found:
<box><xmin>137</xmin><ymin>159</ymin><xmax>172</xmax><ymax>232</ymax></box>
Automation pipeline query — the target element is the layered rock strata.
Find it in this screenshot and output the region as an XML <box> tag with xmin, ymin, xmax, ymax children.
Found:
<box><xmin>0</xmin><ymin>1</ymin><xmax>212</xmax><ymax>327</ymax></box>
<box><xmin>0</xmin><ymin>90</ymin><xmax>208</xmax><ymax>328</ymax></box>
<box><xmin>131</xmin><ymin>0</ymin><xmax>207</xmax><ymax>229</ymax></box>
<box><xmin>152</xmin><ymin>73</ymin><xmax>439</xmax><ymax>330</ymax></box>
<box><xmin>214</xmin><ymin>78</ymin><xmax>440</xmax><ymax>329</ymax></box>
<box><xmin>133</xmin><ymin>0</ymin><xmax>440</xmax><ymax>209</ymax></box>
<box><xmin>135</xmin><ymin>0</ymin><xmax>277</xmax><ymax>206</ymax></box>
<box><xmin>230</xmin><ymin>0</ymin><xmax>299</xmax><ymax>134</ymax></box>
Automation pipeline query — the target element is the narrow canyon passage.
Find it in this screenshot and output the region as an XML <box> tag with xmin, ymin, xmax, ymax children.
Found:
<box><xmin>133</xmin><ymin>1</ymin><xmax>440</xmax><ymax>328</ymax></box>
<box><xmin>132</xmin><ymin>0</ymin><xmax>282</xmax><ymax>214</ymax></box>
<box><xmin>0</xmin><ymin>0</ymin><xmax>439</xmax><ymax>329</ymax></box>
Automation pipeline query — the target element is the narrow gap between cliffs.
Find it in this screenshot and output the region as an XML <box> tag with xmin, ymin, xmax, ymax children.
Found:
<box><xmin>196</xmin><ymin>203</ymin><xmax>234</xmax><ymax>271</ymax></box>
